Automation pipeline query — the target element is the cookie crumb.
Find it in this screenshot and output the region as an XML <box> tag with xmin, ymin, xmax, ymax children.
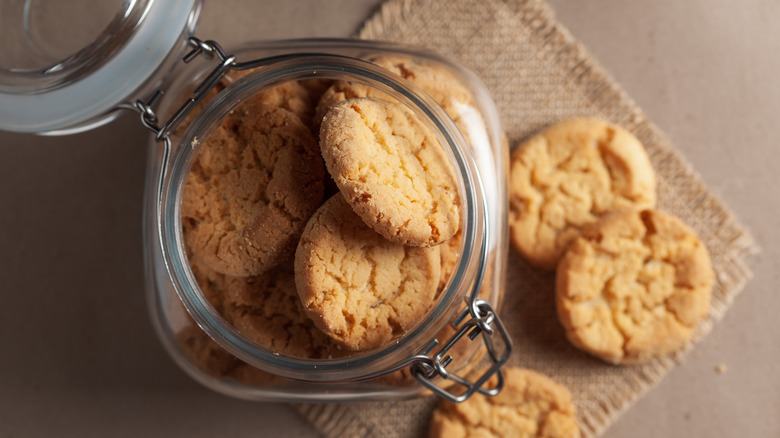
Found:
<box><xmin>715</xmin><ymin>364</ymin><xmax>728</xmax><ymax>374</ymax></box>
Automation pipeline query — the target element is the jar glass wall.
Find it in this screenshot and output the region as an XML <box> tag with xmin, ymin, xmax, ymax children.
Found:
<box><xmin>143</xmin><ymin>39</ymin><xmax>508</xmax><ymax>401</ymax></box>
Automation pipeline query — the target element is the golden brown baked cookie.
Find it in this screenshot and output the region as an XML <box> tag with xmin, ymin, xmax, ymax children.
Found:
<box><xmin>294</xmin><ymin>194</ymin><xmax>441</xmax><ymax>351</ymax></box>
<box><xmin>509</xmin><ymin>118</ymin><xmax>656</xmax><ymax>269</ymax></box>
<box><xmin>220</xmin><ymin>264</ymin><xmax>345</xmax><ymax>359</ymax></box>
<box><xmin>556</xmin><ymin>208</ymin><xmax>713</xmax><ymax>365</ymax></box>
<box><xmin>429</xmin><ymin>367</ymin><xmax>580</xmax><ymax>438</ymax></box>
<box><xmin>319</xmin><ymin>97</ymin><xmax>460</xmax><ymax>247</ymax></box>
<box><xmin>181</xmin><ymin>102</ymin><xmax>324</xmax><ymax>277</ymax></box>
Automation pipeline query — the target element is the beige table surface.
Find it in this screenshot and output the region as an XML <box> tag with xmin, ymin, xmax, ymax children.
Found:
<box><xmin>1</xmin><ymin>1</ymin><xmax>777</xmax><ymax>437</ymax></box>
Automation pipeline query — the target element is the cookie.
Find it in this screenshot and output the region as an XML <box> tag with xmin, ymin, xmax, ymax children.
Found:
<box><xmin>181</xmin><ymin>102</ymin><xmax>324</xmax><ymax>277</ymax></box>
<box><xmin>556</xmin><ymin>208</ymin><xmax>713</xmax><ymax>364</ymax></box>
<box><xmin>220</xmin><ymin>264</ymin><xmax>344</xmax><ymax>359</ymax></box>
<box><xmin>319</xmin><ymin>97</ymin><xmax>460</xmax><ymax>246</ymax></box>
<box><xmin>294</xmin><ymin>194</ymin><xmax>441</xmax><ymax>351</ymax></box>
<box><xmin>508</xmin><ymin>118</ymin><xmax>657</xmax><ymax>269</ymax></box>
<box><xmin>429</xmin><ymin>367</ymin><xmax>580</xmax><ymax>438</ymax></box>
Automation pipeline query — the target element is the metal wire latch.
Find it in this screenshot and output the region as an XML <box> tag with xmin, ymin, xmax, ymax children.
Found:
<box><xmin>408</xmin><ymin>291</ymin><xmax>512</xmax><ymax>403</ymax></box>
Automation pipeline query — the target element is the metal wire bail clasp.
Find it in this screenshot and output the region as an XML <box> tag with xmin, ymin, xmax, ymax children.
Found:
<box><xmin>409</xmin><ymin>220</ymin><xmax>513</xmax><ymax>403</ymax></box>
<box><xmin>121</xmin><ymin>37</ymin><xmax>236</xmax><ymax>143</ymax></box>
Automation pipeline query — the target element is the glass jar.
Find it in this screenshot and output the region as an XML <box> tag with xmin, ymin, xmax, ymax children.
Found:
<box><xmin>0</xmin><ymin>1</ymin><xmax>510</xmax><ymax>403</ymax></box>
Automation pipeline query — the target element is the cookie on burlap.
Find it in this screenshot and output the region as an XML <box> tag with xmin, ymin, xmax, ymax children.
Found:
<box><xmin>508</xmin><ymin>118</ymin><xmax>656</xmax><ymax>269</ymax></box>
<box><xmin>556</xmin><ymin>208</ymin><xmax>713</xmax><ymax>365</ymax></box>
<box><xmin>429</xmin><ymin>366</ymin><xmax>580</xmax><ymax>438</ymax></box>
<box><xmin>320</xmin><ymin>97</ymin><xmax>460</xmax><ymax>246</ymax></box>
<box><xmin>181</xmin><ymin>102</ymin><xmax>324</xmax><ymax>277</ymax></box>
<box><xmin>294</xmin><ymin>194</ymin><xmax>441</xmax><ymax>351</ymax></box>
<box><xmin>220</xmin><ymin>264</ymin><xmax>345</xmax><ymax>359</ymax></box>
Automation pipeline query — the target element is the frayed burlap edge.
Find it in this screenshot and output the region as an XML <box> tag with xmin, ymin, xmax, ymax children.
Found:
<box><xmin>294</xmin><ymin>0</ymin><xmax>758</xmax><ymax>437</ymax></box>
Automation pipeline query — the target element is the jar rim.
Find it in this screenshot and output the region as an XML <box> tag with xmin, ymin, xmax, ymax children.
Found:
<box><xmin>159</xmin><ymin>54</ymin><xmax>490</xmax><ymax>382</ymax></box>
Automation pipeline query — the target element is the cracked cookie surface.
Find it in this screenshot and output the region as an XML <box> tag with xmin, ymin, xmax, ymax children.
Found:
<box><xmin>509</xmin><ymin>118</ymin><xmax>656</xmax><ymax>269</ymax></box>
<box><xmin>556</xmin><ymin>208</ymin><xmax>713</xmax><ymax>364</ymax></box>
<box><xmin>181</xmin><ymin>102</ymin><xmax>324</xmax><ymax>277</ymax></box>
<box><xmin>319</xmin><ymin>97</ymin><xmax>460</xmax><ymax>246</ymax></box>
<box><xmin>294</xmin><ymin>194</ymin><xmax>440</xmax><ymax>351</ymax></box>
<box><xmin>429</xmin><ymin>367</ymin><xmax>580</xmax><ymax>438</ymax></box>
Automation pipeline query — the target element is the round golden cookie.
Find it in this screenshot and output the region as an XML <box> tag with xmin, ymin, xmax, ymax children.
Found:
<box><xmin>429</xmin><ymin>367</ymin><xmax>580</xmax><ymax>438</ymax></box>
<box><xmin>181</xmin><ymin>102</ymin><xmax>324</xmax><ymax>277</ymax></box>
<box><xmin>319</xmin><ymin>97</ymin><xmax>460</xmax><ymax>247</ymax></box>
<box><xmin>508</xmin><ymin>118</ymin><xmax>656</xmax><ymax>269</ymax></box>
<box><xmin>294</xmin><ymin>194</ymin><xmax>441</xmax><ymax>351</ymax></box>
<box><xmin>220</xmin><ymin>264</ymin><xmax>344</xmax><ymax>359</ymax></box>
<box><xmin>556</xmin><ymin>208</ymin><xmax>713</xmax><ymax>365</ymax></box>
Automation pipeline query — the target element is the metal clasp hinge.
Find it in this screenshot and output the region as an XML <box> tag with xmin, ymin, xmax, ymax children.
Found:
<box><xmin>120</xmin><ymin>37</ymin><xmax>236</xmax><ymax>143</ymax></box>
<box><xmin>410</xmin><ymin>299</ymin><xmax>512</xmax><ymax>403</ymax></box>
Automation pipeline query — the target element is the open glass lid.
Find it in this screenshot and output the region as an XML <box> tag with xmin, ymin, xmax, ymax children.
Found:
<box><xmin>0</xmin><ymin>0</ymin><xmax>201</xmax><ymax>134</ymax></box>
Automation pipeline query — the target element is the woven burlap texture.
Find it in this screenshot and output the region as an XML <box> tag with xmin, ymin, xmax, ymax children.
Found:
<box><xmin>295</xmin><ymin>0</ymin><xmax>756</xmax><ymax>436</ymax></box>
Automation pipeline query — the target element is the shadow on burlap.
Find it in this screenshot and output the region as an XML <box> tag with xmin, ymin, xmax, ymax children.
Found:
<box><xmin>295</xmin><ymin>0</ymin><xmax>757</xmax><ymax>436</ymax></box>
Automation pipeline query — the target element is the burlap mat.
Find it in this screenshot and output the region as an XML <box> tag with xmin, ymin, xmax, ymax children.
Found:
<box><xmin>294</xmin><ymin>0</ymin><xmax>757</xmax><ymax>436</ymax></box>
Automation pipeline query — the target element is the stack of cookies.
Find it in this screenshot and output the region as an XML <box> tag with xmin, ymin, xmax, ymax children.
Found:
<box><xmin>424</xmin><ymin>118</ymin><xmax>714</xmax><ymax>438</ymax></box>
<box><xmin>508</xmin><ymin>118</ymin><xmax>714</xmax><ymax>365</ymax></box>
<box><xmin>176</xmin><ymin>56</ymin><xmax>473</xmax><ymax>383</ymax></box>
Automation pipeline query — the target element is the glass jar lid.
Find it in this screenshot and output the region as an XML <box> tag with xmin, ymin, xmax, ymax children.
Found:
<box><xmin>0</xmin><ymin>0</ymin><xmax>200</xmax><ymax>133</ymax></box>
